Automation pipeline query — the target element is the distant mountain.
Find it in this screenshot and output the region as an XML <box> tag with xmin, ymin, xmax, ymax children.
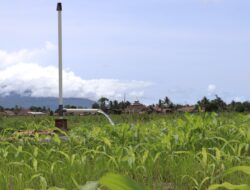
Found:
<box><xmin>0</xmin><ymin>94</ymin><xmax>95</xmax><ymax>110</ymax></box>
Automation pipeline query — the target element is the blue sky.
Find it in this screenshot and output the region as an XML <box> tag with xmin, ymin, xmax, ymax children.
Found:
<box><xmin>0</xmin><ymin>0</ymin><xmax>249</xmax><ymax>104</ymax></box>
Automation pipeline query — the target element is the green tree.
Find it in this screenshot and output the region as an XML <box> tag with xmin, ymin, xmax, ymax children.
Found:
<box><xmin>119</xmin><ymin>101</ymin><xmax>131</xmax><ymax>110</ymax></box>
<box><xmin>108</xmin><ymin>101</ymin><xmax>113</xmax><ymax>109</ymax></box>
<box><xmin>211</xmin><ymin>95</ymin><xmax>227</xmax><ymax>112</ymax></box>
<box><xmin>158</xmin><ymin>99</ymin><xmax>163</xmax><ymax>108</ymax></box>
<box><xmin>98</xmin><ymin>97</ymin><xmax>109</xmax><ymax>111</ymax></box>
<box><xmin>92</xmin><ymin>102</ymin><xmax>100</xmax><ymax>109</ymax></box>
<box><xmin>197</xmin><ymin>95</ymin><xmax>227</xmax><ymax>112</ymax></box>
<box><xmin>197</xmin><ymin>97</ymin><xmax>210</xmax><ymax>111</ymax></box>
<box><xmin>163</xmin><ymin>96</ymin><xmax>174</xmax><ymax>108</ymax></box>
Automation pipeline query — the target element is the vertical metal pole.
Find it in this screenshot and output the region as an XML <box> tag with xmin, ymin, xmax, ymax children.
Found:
<box><xmin>55</xmin><ymin>1</ymin><xmax>67</xmax><ymax>131</ymax></box>
<box><xmin>57</xmin><ymin>2</ymin><xmax>63</xmax><ymax>117</ymax></box>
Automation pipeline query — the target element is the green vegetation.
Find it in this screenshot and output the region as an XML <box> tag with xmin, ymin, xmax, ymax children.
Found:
<box><xmin>0</xmin><ymin>113</ymin><xmax>250</xmax><ymax>190</ymax></box>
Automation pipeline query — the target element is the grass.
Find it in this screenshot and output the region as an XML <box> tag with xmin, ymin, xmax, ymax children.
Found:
<box><xmin>0</xmin><ymin>113</ymin><xmax>250</xmax><ymax>189</ymax></box>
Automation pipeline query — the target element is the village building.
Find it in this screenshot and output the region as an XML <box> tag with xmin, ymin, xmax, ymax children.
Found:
<box><xmin>151</xmin><ymin>106</ymin><xmax>173</xmax><ymax>114</ymax></box>
<box><xmin>3</xmin><ymin>110</ymin><xmax>16</xmax><ymax>116</ymax></box>
<box><xmin>28</xmin><ymin>112</ymin><xmax>47</xmax><ymax>116</ymax></box>
<box><xmin>152</xmin><ymin>106</ymin><xmax>162</xmax><ymax>113</ymax></box>
<box><xmin>177</xmin><ymin>106</ymin><xmax>196</xmax><ymax>113</ymax></box>
<box><xmin>108</xmin><ymin>109</ymin><xmax>123</xmax><ymax>115</ymax></box>
<box><xmin>162</xmin><ymin>108</ymin><xmax>173</xmax><ymax>114</ymax></box>
<box><xmin>17</xmin><ymin>109</ymin><xmax>47</xmax><ymax>116</ymax></box>
<box><xmin>17</xmin><ymin>109</ymin><xmax>31</xmax><ymax>116</ymax></box>
<box><xmin>0</xmin><ymin>112</ymin><xmax>6</xmax><ymax>116</ymax></box>
<box><xmin>125</xmin><ymin>101</ymin><xmax>148</xmax><ymax>114</ymax></box>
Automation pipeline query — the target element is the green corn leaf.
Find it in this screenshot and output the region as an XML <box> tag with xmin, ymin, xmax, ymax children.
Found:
<box><xmin>208</xmin><ymin>182</ymin><xmax>250</xmax><ymax>190</ymax></box>
<box><xmin>153</xmin><ymin>152</ymin><xmax>161</xmax><ymax>163</ymax></box>
<box><xmin>57</xmin><ymin>151</ymin><xmax>70</xmax><ymax>162</ymax></box>
<box><xmin>199</xmin><ymin>177</ymin><xmax>210</xmax><ymax>189</ymax></box>
<box><xmin>247</xmin><ymin>129</ymin><xmax>250</xmax><ymax>142</ymax></box>
<box><xmin>202</xmin><ymin>148</ymin><xmax>208</xmax><ymax>167</ymax></box>
<box><xmin>215</xmin><ymin>148</ymin><xmax>221</xmax><ymax>163</ymax></box>
<box><xmin>142</xmin><ymin>150</ymin><xmax>149</xmax><ymax>164</ymax></box>
<box><xmin>48</xmin><ymin>187</ymin><xmax>66</xmax><ymax>190</ymax></box>
<box><xmin>224</xmin><ymin>166</ymin><xmax>250</xmax><ymax>176</ymax></box>
<box><xmin>15</xmin><ymin>145</ymin><xmax>23</xmax><ymax>158</ymax></box>
<box><xmin>103</xmin><ymin>137</ymin><xmax>112</xmax><ymax>148</ymax></box>
<box><xmin>32</xmin><ymin>158</ymin><xmax>38</xmax><ymax>172</ymax></box>
<box><xmin>71</xmin><ymin>176</ymin><xmax>80</xmax><ymax>189</ymax></box>
<box><xmin>40</xmin><ymin>176</ymin><xmax>47</xmax><ymax>190</ymax></box>
<box><xmin>100</xmin><ymin>173</ymin><xmax>150</xmax><ymax>190</ymax></box>
<box><xmin>71</xmin><ymin>154</ymin><xmax>76</xmax><ymax>165</ymax></box>
<box><xmin>33</xmin><ymin>147</ymin><xmax>38</xmax><ymax>157</ymax></box>
<box><xmin>8</xmin><ymin>162</ymin><xmax>33</xmax><ymax>171</ymax></box>
<box><xmin>52</xmin><ymin>134</ymin><xmax>61</xmax><ymax>145</ymax></box>
<box><xmin>30</xmin><ymin>173</ymin><xmax>42</xmax><ymax>181</ymax></box>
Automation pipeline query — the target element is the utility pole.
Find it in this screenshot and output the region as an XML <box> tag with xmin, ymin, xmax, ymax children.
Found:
<box><xmin>55</xmin><ymin>1</ymin><xmax>67</xmax><ymax>130</ymax></box>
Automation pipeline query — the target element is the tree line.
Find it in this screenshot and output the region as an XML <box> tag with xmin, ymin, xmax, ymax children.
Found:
<box><xmin>1</xmin><ymin>95</ymin><xmax>250</xmax><ymax>113</ymax></box>
<box><xmin>92</xmin><ymin>95</ymin><xmax>250</xmax><ymax>113</ymax></box>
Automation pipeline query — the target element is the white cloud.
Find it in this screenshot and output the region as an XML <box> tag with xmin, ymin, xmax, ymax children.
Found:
<box><xmin>207</xmin><ymin>84</ymin><xmax>216</xmax><ymax>95</ymax></box>
<box><xmin>128</xmin><ymin>91</ymin><xmax>145</xmax><ymax>99</ymax></box>
<box><xmin>45</xmin><ymin>41</ymin><xmax>56</xmax><ymax>51</ymax></box>
<box><xmin>0</xmin><ymin>43</ymin><xmax>151</xmax><ymax>100</ymax></box>
<box><xmin>0</xmin><ymin>42</ymin><xmax>56</xmax><ymax>69</ymax></box>
<box><xmin>233</xmin><ymin>96</ymin><xmax>245</xmax><ymax>102</ymax></box>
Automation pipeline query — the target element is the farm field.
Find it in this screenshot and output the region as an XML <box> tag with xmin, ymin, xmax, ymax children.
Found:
<box><xmin>0</xmin><ymin>113</ymin><xmax>250</xmax><ymax>190</ymax></box>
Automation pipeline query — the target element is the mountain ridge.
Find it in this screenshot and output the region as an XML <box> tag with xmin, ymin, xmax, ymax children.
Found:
<box><xmin>0</xmin><ymin>94</ymin><xmax>95</xmax><ymax>110</ymax></box>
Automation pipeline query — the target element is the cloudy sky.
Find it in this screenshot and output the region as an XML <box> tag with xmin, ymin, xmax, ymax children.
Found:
<box><xmin>0</xmin><ymin>0</ymin><xmax>249</xmax><ymax>104</ymax></box>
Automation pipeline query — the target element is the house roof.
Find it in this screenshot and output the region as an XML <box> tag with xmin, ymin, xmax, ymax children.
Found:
<box><xmin>17</xmin><ymin>109</ymin><xmax>31</xmax><ymax>116</ymax></box>
<box><xmin>177</xmin><ymin>106</ymin><xmax>196</xmax><ymax>112</ymax></box>
<box><xmin>125</xmin><ymin>101</ymin><xmax>147</xmax><ymax>112</ymax></box>
<box><xmin>4</xmin><ymin>110</ymin><xmax>15</xmax><ymax>116</ymax></box>
<box><xmin>28</xmin><ymin>112</ymin><xmax>46</xmax><ymax>115</ymax></box>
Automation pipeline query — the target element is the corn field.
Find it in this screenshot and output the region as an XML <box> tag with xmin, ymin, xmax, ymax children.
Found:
<box><xmin>0</xmin><ymin>113</ymin><xmax>250</xmax><ymax>190</ymax></box>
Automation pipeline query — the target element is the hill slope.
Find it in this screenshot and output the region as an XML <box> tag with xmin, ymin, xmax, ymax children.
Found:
<box><xmin>0</xmin><ymin>94</ymin><xmax>95</xmax><ymax>110</ymax></box>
